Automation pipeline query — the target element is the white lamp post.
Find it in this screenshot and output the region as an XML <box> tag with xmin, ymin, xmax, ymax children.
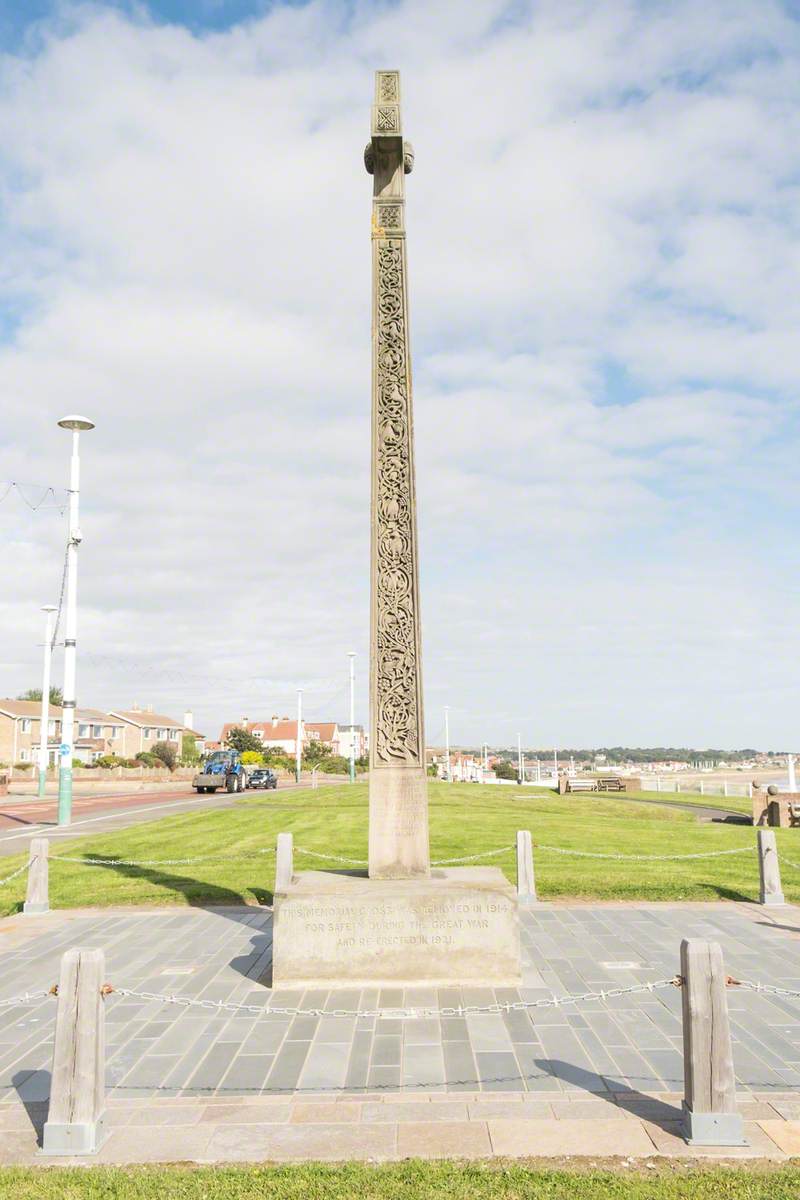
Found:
<box><xmin>38</xmin><ymin>604</ymin><xmax>58</xmax><ymax>799</ymax></box>
<box><xmin>56</xmin><ymin>414</ymin><xmax>95</xmax><ymax>826</ymax></box>
<box><xmin>348</xmin><ymin>652</ymin><xmax>356</xmax><ymax>784</ymax></box>
<box><xmin>517</xmin><ymin>732</ymin><xmax>523</xmax><ymax>785</ymax></box>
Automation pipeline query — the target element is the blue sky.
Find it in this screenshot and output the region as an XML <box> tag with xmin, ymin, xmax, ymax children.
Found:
<box><xmin>0</xmin><ymin>0</ymin><xmax>799</xmax><ymax>747</ymax></box>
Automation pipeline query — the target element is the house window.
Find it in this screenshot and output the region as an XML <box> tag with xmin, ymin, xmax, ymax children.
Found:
<box><xmin>109</xmin><ymin>726</ymin><xmax>121</xmax><ymax>738</ymax></box>
<box><xmin>78</xmin><ymin>723</ymin><xmax>89</xmax><ymax>737</ymax></box>
<box><xmin>252</xmin><ymin>729</ymin><xmax>264</xmax><ymax>739</ymax></box>
<box><xmin>20</xmin><ymin>718</ymin><xmax>31</xmax><ymax>733</ymax></box>
<box><xmin>168</xmin><ymin>729</ymin><xmax>179</xmax><ymax>741</ymax></box>
<box><xmin>92</xmin><ymin>725</ymin><xmax>101</xmax><ymax>737</ymax></box>
<box><xmin>47</xmin><ymin>720</ymin><xmax>56</xmax><ymax>736</ymax></box>
<box><xmin>144</xmin><ymin>728</ymin><xmax>153</xmax><ymax>738</ymax></box>
<box><xmin>19</xmin><ymin>748</ymin><xmax>29</xmax><ymax>761</ymax></box>
<box><xmin>157</xmin><ymin>728</ymin><xmax>166</xmax><ymax>739</ymax></box>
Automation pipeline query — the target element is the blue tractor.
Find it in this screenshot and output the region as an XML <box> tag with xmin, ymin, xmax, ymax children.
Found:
<box><xmin>192</xmin><ymin>749</ymin><xmax>246</xmax><ymax>794</ymax></box>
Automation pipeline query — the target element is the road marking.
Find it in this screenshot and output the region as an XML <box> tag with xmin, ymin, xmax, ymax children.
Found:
<box><xmin>0</xmin><ymin>793</ymin><xmax>228</xmax><ymax>845</ymax></box>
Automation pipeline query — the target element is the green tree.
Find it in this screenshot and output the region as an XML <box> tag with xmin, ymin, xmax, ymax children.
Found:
<box><xmin>152</xmin><ymin>741</ymin><xmax>177</xmax><ymax>771</ymax></box>
<box><xmin>303</xmin><ymin>740</ymin><xmax>332</xmax><ymax>767</ymax></box>
<box><xmin>493</xmin><ymin>759</ymin><xmax>518</xmax><ymax>781</ymax></box>
<box><xmin>18</xmin><ymin>686</ymin><xmax>63</xmax><ymax>705</ymax></box>
<box><xmin>225</xmin><ymin>726</ymin><xmax>265</xmax><ymax>755</ymax></box>
<box><xmin>180</xmin><ymin>735</ymin><xmax>201</xmax><ymax>766</ymax></box>
<box><xmin>240</xmin><ymin>750</ymin><xmax>265</xmax><ymax>766</ymax></box>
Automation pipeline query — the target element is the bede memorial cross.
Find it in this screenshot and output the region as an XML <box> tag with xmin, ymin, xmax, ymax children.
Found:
<box><xmin>366</xmin><ymin>69</ymin><xmax>430</xmax><ymax>880</ymax></box>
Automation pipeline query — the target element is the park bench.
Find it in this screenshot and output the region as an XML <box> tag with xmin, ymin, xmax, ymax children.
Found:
<box><xmin>565</xmin><ymin>778</ymin><xmax>598</xmax><ymax>792</ymax></box>
<box><xmin>597</xmin><ymin>777</ymin><xmax>625</xmax><ymax>792</ymax></box>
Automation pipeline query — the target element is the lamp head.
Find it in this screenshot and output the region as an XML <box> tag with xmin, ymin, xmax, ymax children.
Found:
<box><xmin>41</xmin><ymin>604</ymin><xmax>57</xmax><ymax>613</ymax></box>
<box><xmin>57</xmin><ymin>414</ymin><xmax>95</xmax><ymax>431</ymax></box>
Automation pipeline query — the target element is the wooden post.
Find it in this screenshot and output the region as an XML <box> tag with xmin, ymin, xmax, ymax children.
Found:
<box><xmin>758</xmin><ymin>830</ymin><xmax>785</xmax><ymax>906</ymax></box>
<box><xmin>23</xmin><ymin>837</ymin><xmax>49</xmax><ymax>915</ymax></box>
<box><xmin>516</xmin><ymin>830</ymin><xmax>536</xmax><ymax>904</ymax></box>
<box><xmin>680</xmin><ymin>939</ymin><xmax>744</xmax><ymax>1145</ymax></box>
<box><xmin>42</xmin><ymin>947</ymin><xmax>107</xmax><ymax>1155</ymax></box>
<box><xmin>275</xmin><ymin>832</ymin><xmax>294</xmax><ymax>892</ymax></box>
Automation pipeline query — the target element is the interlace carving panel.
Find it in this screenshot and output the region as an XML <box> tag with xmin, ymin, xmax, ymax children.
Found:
<box><xmin>375</xmin><ymin>239</ymin><xmax>421</xmax><ymax>766</ymax></box>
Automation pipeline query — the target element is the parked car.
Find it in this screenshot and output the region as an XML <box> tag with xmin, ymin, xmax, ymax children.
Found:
<box><xmin>247</xmin><ymin>767</ymin><xmax>278</xmax><ymax>790</ymax></box>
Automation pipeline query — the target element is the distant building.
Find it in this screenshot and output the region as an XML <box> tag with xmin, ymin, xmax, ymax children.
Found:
<box><xmin>0</xmin><ymin>700</ymin><xmax>200</xmax><ymax>765</ymax></box>
<box><xmin>338</xmin><ymin>724</ymin><xmax>366</xmax><ymax>760</ymax></box>
<box><xmin>220</xmin><ymin>717</ymin><xmax>350</xmax><ymax>757</ymax></box>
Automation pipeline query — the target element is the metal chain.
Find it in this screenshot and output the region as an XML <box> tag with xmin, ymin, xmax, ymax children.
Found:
<box><xmin>112</xmin><ymin>977</ymin><xmax>682</xmax><ymax>1019</ymax></box>
<box><xmin>432</xmin><ymin>845</ymin><xmax>515</xmax><ymax>865</ymax></box>
<box><xmin>736</xmin><ymin>980</ymin><xmax>800</xmax><ymax>1000</ymax></box>
<box><xmin>293</xmin><ymin>845</ymin><xmax>515</xmax><ymax>867</ymax></box>
<box><xmin>0</xmin><ymin>860</ymin><xmax>30</xmax><ymax>887</ymax></box>
<box><xmin>780</xmin><ymin>856</ymin><xmax>800</xmax><ymax>871</ymax></box>
<box><xmin>0</xmin><ymin>990</ymin><xmax>52</xmax><ymax>1010</ymax></box>
<box><xmin>534</xmin><ymin>844</ymin><xmax>753</xmax><ymax>862</ymax></box>
<box><xmin>51</xmin><ymin>849</ymin><xmax>277</xmax><ymax>868</ymax></box>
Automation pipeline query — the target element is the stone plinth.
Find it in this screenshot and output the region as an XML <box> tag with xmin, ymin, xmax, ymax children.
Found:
<box><xmin>272</xmin><ymin>867</ymin><xmax>521</xmax><ymax>988</ymax></box>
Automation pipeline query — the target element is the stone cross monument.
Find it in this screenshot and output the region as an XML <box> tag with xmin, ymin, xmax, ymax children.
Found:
<box><xmin>365</xmin><ymin>70</ymin><xmax>430</xmax><ymax>880</ymax></box>
<box><xmin>270</xmin><ymin>72</ymin><xmax>520</xmax><ymax>988</ymax></box>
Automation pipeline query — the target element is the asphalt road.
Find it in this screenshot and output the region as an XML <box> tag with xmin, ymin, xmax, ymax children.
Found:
<box><xmin>0</xmin><ymin>782</ymin><xmax>308</xmax><ymax>858</ymax></box>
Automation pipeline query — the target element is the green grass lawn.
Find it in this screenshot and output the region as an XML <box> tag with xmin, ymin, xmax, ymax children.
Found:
<box><xmin>1</xmin><ymin>1161</ymin><xmax>800</xmax><ymax>1200</ymax></box>
<box><xmin>1</xmin><ymin>1164</ymin><xmax>799</xmax><ymax>1199</ymax></box>
<box><xmin>0</xmin><ymin>781</ymin><xmax>796</xmax><ymax>917</ymax></box>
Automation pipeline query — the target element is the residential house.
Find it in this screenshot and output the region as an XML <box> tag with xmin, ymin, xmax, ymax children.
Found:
<box><xmin>218</xmin><ymin>717</ymin><xmax>345</xmax><ymax>757</ymax></box>
<box><xmin>305</xmin><ymin>722</ymin><xmax>341</xmax><ymax>754</ymax></box>
<box><xmin>220</xmin><ymin>717</ymin><xmax>304</xmax><ymax>756</ymax></box>
<box><xmin>0</xmin><ymin>700</ymin><xmax>62</xmax><ymax>766</ymax></box>
<box><xmin>108</xmin><ymin>708</ymin><xmax>199</xmax><ymax>759</ymax></box>
<box><xmin>337</xmin><ymin>723</ymin><xmax>366</xmax><ymax>760</ymax></box>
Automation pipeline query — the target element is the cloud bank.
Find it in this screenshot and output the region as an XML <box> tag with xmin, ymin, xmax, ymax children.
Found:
<box><xmin>1</xmin><ymin>0</ymin><xmax>799</xmax><ymax>746</ymax></box>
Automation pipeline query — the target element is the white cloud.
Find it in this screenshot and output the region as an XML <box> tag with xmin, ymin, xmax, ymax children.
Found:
<box><xmin>1</xmin><ymin>0</ymin><xmax>799</xmax><ymax>746</ymax></box>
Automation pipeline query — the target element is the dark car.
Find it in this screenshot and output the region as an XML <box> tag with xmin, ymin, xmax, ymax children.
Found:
<box><xmin>247</xmin><ymin>768</ymin><xmax>278</xmax><ymax>790</ymax></box>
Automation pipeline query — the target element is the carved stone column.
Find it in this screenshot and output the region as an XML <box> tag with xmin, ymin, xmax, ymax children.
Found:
<box><xmin>366</xmin><ymin>70</ymin><xmax>429</xmax><ymax>879</ymax></box>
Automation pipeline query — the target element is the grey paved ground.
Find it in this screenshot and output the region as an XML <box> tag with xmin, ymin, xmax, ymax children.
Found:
<box><xmin>3</xmin><ymin>902</ymin><xmax>800</xmax><ymax>1104</ymax></box>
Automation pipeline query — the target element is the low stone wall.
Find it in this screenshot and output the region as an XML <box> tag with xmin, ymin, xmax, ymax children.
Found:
<box><xmin>5</xmin><ymin>765</ymin><xmax>197</xmax><ymax>782</ymax></box>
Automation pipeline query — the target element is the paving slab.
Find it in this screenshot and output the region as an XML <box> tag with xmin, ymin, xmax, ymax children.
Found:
<box><xmin>0</xmin><ymin>901</ymin><xmax>799</xmax><ymax>1162</ymax></box>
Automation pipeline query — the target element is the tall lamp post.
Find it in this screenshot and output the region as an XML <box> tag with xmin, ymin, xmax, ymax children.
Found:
<box><xmin>56</xmin><ymin>414</ymin><xmax>95</xmax><ymax>826</ymax></box>
<box><xmin>348</xmin><ymin>652</ymin><xmax>356</xmax><ymax>784</ymax></box>
<box><xmin>37</xmin><ymin>604</ymin><xmax>57</xmax><ymax>799</ymax></box>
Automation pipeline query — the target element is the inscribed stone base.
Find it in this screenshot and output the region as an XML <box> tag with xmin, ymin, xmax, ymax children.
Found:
<box><xmin>272</xmin><ymin>867</ymin><xmax>521</xmax><ymax>987</ymax></box>
<box><xmin>368</xmin><ymin>766</ymin><xmax>429</xmax><ymax>879</ymax></box>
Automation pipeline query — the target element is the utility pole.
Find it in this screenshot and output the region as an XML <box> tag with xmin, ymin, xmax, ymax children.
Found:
<box><xmin>517</xmin><ymin>733</ymin><xmax>523</xmax><ymax>784</ymax></box>
<box><xmin>553</xmin><ymin>747</ymin><xmax>558</xmax><ymax>778</ymax></box>
<box><xmin>536</xmin><ymin>758</ymin><xmax>541</xmax><ymax>782</ymax></box>
<box><xmin>38</xmin><ymin>605</ymin><xmax>57</xmax><ymax>799</ymax></box>
<box><xmin>295</xmin><ymin>688</ymin><xmax>303</xmax><ymax>783</ymax></box>
<box><xmin>56</xmin><ymin>414</ymin><xmax>95</xmax><ymax>826</ymax></box>
<box><xmin>348</xmin><ymin>651</ymin><xmax>356</xmax><ymax>784</ymax></box>
<box><xmin>444</xmin><ymin>705</ymin><xmax>451</xmax><ymax>782</ymax></box>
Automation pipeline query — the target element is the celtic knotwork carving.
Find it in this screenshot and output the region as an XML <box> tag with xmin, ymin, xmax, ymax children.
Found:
<box><xmin>374</xmin><ymin>240</ymin><xmax>421</xmax><ymax>765</ymax></box>
<box><xmin>378</xmin><ymin>205</ymin><xmax>402</xmax><ymax>228</ymax></box>
<box><xmin>376</xmin><ymin>106</ymin><xmax>398</xmax><ymax>131</ymax></box>
<box><xmin>379</xmin><ymin>74</ymin><xmax>398</xmax><ymax>102</ymax></box>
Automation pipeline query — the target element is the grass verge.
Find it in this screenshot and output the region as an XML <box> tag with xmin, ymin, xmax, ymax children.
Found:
<box><xmin>1</xmin><ymin>1163</ymin><xmax>800</xmax><ymax>1199</ymax></box>
<box><xmin>0</xmin><ymin>781</ymin><xmax>793</xmax><ymax>916</ymax></box>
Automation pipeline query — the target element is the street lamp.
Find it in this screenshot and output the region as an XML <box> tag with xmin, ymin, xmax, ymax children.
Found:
<box><xmin>38</xmin><ymin>605</ymin><xmax>57</xmax><ymax>799</ymax></box>
<box><xmin>348</xmin><ymin>652</ymin><xmax>356</xmax><ymax>784</ymax></box>
<box><xmin>56</xmin><ymin>414</ymin><xmax>95</xmax><ymax>825</ymax></box>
